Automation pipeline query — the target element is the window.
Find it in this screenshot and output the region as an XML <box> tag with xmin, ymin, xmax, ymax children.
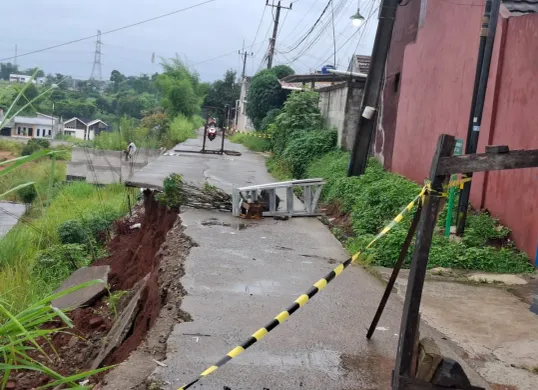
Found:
<box><xmin>394</xmin><ymin>72</ymin><xmax>401</xmax><ymax>94</ymax></box>
<box><xmin>48</xmin><ymin>129</ymin><xmax>52</xmax><ymax>136</ymax></box>
<box><xmin>37</xmin><ymin>129</ymin><xmax>40</xmax><ymax>137</ymax></box>
<box><xmin>23</xmin><ymin>127</ymin><xmax>26</xmax><ymax>136</ymax></box>
<box><xmin>17</xmin><ymin>126</ymin><xmax>21</xmax><ymax>135</ymax></box>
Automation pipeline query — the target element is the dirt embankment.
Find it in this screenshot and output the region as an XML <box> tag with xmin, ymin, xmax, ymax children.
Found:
<box><xmin>13</xmin><ymin>191</ymin><xmax>192</xmax><ymax>390</ymax></box>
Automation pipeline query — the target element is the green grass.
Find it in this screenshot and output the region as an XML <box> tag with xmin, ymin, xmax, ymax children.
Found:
<box><xmin>0</xmin><ymin>181</ymin><xmax>131</xmax><ymax>313</ymax></box>
<box><xmin>162</xmin><ymin>114</ymin><xmax>201</xmax><ymax>148</ymax></box>
<box><xmin>305</xmin><ymin>152</ymin><xmax>535</xmax><ymax>274</ymax></box>
<box><xmin>0</xmin><ymin>159</ymin><xmax>66</xmax><ymax>202</ymax></box>
<box><xmin>229</xmin><ymin>133</ymin><xmax>271</xmax><ymax>152</ymax></box>
<box><xmin>0</xmin><ymin>139</ymin><xmax>23</xmax><ymax>156</ymax></box>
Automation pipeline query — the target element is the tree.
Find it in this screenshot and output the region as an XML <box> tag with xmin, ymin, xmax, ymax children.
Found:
<box><xmin>23</xmin><ymin>84</ymin><xmax>39</xmax><ymax>101</ymax></box>
<box><xmin>203</xmin><ymin>69</ymin><xmax>240</xmax><ymax>123</ymax></box>
<box><xmin>0</xmin><ymin>62</ymin><xmax>19</xmax><ymax>80</ymax></box>
<box><xmin>156</xmin><ymin>57</ymin><xmax>203</xmax><ymax>117</ymax></box>
<box><xmin>246</xmin><ymin>65</ymin><xmax>295</xmax><ymax>130</ymax></box>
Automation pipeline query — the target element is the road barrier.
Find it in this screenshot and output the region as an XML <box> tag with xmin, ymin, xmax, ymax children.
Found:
<box><xmin>177</xmin><ymin>185</ymin><xmax>433</xmax><ymax>390</ymax></box>
<box><xmin>234</xmin><ymin>131</ymin><xmax>272</xmax><ymax>139</ymax></box>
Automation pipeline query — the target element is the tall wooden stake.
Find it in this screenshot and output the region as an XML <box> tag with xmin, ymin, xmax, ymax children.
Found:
<box><xmin>393</xmin><ymin>135</ymin><xmax>455</xmax><ymax>389</ymax></box>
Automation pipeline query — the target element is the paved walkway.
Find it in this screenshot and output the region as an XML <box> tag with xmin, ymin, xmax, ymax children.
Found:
<box><xmin>0</xmin><ymin>202</ymin><xmax>25</xmax><ymax>238</ymax></box>
<box><xmin>130</xmin><ymin>132</ymin><xmax>488</xmax><ymax>390</ymax></box>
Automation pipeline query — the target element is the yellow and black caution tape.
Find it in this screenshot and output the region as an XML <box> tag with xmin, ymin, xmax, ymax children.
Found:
<box><xmin>235</xmin><ymin>130</ymin><xmax>272</xmax><ymax>139</ymax></box>
<box><xmin>178</xmin><ymin>185</ymin><xmax>429</xmax><ymax>390</ymax></box>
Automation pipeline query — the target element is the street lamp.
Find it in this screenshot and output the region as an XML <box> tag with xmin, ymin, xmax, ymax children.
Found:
<box><xmin>350</xmin><ymin>1</ymin><xmax>365</xmax><ymax>27</ymax></box>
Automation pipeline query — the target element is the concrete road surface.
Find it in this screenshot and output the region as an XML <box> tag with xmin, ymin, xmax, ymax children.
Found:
<box><xmin>0</xmin><ymin>202</ymin><xmax>25</xmax><ymax>238</ymax></box>
<box><xmin>132</xmin><ymin>132</ymin><xmax>488</xmax><ymax>390</ymax></box>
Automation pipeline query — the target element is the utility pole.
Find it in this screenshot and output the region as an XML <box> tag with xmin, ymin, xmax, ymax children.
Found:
<box><xmin>239</xmin><ymin>44</ymin><xmax>254</xmax><ymax>80</ymax></box>
<box><xmin>266</xmin><ymin>0</ymin><xmax>292</xmax><ymax>69</ymax></box>
<box><xmin>14</xmin><ymin>44</ymin><xmax>17</xmax><ymax>66</ymax></box>
<box><xmin>456</xmin><ymin>0</ymin><xmax>501</xmax><ymax>235</ymax></box>
<box><xmin>90</xmin><ymin>30</ymin><xmax>103</xmax><ymax>81</ymax></box>
<box><xmin>347</xmin><ymin>0</ymin><xmax>400</xmax><ymax>176</ymax></box>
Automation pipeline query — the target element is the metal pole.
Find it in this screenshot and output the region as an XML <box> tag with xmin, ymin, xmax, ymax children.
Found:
<box><xmin>456</xmin><ymin>0</ymin><xmax>501</xmax><ymax>235</ymax></box>
<box><xmin>202</xmin><ymin>118</ymin><xmax>208</xmax><ymax>153</ymax></box>
<box><xmin>348</xmin><ymin>0</ymin><xmax>400</xmax><ymax>176</ymax></box>
<box><xmin>221</xmin><ymin>105</ymin><xmax>229</xmax><ymax>153</ymax></box>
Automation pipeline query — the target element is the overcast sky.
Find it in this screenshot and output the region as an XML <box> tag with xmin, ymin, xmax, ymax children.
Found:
<box><xmin>0</xmin><ymin>0</ymin><xmax>378</xmax><ymax>82</ymax></box>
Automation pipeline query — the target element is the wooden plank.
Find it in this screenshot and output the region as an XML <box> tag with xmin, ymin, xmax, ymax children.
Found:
<box><xmin>367</xmin><ymin>201</ymin><xmax>422</xmax><ymax>339</ymax></box>
<box><xmin>437</xmin><ymin>149</ymin><xmax>538</xmax><ymax>175</ymax></box>
<box><xmin>393</xmin><ymin>135</ymin><xmax>456</xmax><ymax>389</ymax></box>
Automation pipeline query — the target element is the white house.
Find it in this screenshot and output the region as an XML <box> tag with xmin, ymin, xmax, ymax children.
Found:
<box><xmin>9</xmin><ymin>74</ymin><xmax>46</xmax><ymax>84</ymax></box>
<box><xmin>11</xmin><ymin>116</ymin><xmax>55</xmax><ymax>139</ymax></box>
<box><xmin>63</xmin><ymin>117</ymin><xmax>107</xmax><ymax>140</ymax></box>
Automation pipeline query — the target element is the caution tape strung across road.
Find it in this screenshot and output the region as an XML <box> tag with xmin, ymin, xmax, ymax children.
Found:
<box><xmin>235</xmin><ymin>130</ymin><xmax>272</xmax><ymax>139</ymax></box>
<box><xmin>178</xmin><ymin>185</ymin><xmax>431</xmax><ymax>390</ymax></box>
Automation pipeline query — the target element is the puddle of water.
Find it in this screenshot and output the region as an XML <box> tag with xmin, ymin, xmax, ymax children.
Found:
<box><xmin>230</xmin><ymin>280</ymin><xmax>282</xmax><ymax>295</ymax></box>
<box><xmin>341</xmin><ymin>352</ymin><xmax>394</xmax><ymax>389</ymax></box>
<box><xmin>201</xmin><ymin>219</ymin><xmax>250</xmax><ymax>230</ymax></box>
<box><xmin>232</xmin><ymin>350</ymin><xmax>343</xmax><ymax>378</ymax></box>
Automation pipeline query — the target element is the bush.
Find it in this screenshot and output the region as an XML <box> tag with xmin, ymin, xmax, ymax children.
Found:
<box><xmin>57</xmin><ymin>220</ymin><xmax>88</xmax><ymax>245</ymax></box>
<box><xmin>156</xmin><ymin>173</ymin><xmax>184</xmax><ymax>209</ymax></box>
<box><xmin>21</xmin><ymin>139</ymin><xmax>51</xmax><ymax>156</ymax></box>
<box><xmin>33</xmin><ymin>244</ymin><xmax>92</xmax><ymax>285</ymax></box>
<box><xmin>280</xmin><ymin>130</ymin><xmax>337</xmax><ymax>178</ymax></box>
<box><xmin>17</xmin><ymin>184</ymin><xmax>37</xmax><ymax>204</ymax></box>
<box><xmin>163</xmin><ymin>114</ymin><xmax>198</xmax><ymax>148</ymax></box>
<box><xmin>259</xmin><ymin>108</ymin><xmax>281</xmax><ymax>133</ymax></box>
<box><xmin>307</xmin><ymin>152</ymin><xmax>534</xmax><ymax>273</ymax></box>
<box><xmin>269</xmin><ymin>91</ymin><xmax>324</xmax><ymax>156</ymax></box>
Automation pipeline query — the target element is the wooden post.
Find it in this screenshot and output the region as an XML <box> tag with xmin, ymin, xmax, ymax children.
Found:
<box><xmin>393</xmin><ymin>135</ymin><xmax>455</xmax><ymax>388</ymax></box>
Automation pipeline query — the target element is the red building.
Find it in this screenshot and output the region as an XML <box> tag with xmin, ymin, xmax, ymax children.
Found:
<box><xmin>377</xmin><ymin>0</ymin><xmax>538</xmax><ymax>262</ymax></box>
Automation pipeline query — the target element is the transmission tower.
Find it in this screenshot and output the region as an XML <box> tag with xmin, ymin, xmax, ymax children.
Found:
<box><xmin>90</xmin><ymin>30</ymin><xmax>102</xmax><ymax>81</ymax></box>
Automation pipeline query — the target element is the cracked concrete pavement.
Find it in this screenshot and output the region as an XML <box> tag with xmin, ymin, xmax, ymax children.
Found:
<box><xmin>128</xmin><ymin>132</ymin><xmax>490</xmax><ymax>390</ymax></box>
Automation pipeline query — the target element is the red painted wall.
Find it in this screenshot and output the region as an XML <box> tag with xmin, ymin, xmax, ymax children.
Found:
<box><xmin>391</xmin><ymin>1</ymin><xmax>538</xmax><ymax>262</ymax></box>
<box><xmin>375</xmin><ymin>0</ymin><xmax>422</xmax><ymax>170</ymax></box>
<box><xmin>480</xmin><ymin>13</ymin><xmax>538</xmax><ymax>262</ymax></box>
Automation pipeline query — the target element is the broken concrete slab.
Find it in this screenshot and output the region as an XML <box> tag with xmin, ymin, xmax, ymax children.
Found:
<box><xmin>91</xmin><ymin>273</ymin><xmax>150</xmax><ymax>370</ymax></box>
<box><xmin>52</xmin><ymin>266</ymin><xmax>110</xmax><ymax>310</ymax></box>
<box><xmin>416</xmin><ymin>337</ymin><xmax>442</xmax><ymax>382</ymax></box>
<box><xmin>468</xmin><ymin>273</ymin><xmax>528</xmax><ymax>285</ymax></box>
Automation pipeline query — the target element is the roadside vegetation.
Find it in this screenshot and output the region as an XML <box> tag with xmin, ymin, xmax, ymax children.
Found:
<box><xmin>232</xmin><ymin>87</ymin><xmax>534</xmax><ymax>274</ymax></box>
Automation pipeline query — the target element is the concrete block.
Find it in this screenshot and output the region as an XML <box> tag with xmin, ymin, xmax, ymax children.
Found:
<box><xmin>416</xmin><ymin>337</ymin><xmax>442</xmax><ymax>382</ymax></box>
<box><xmin>52</xmin><ymin>266</ymin><xmax>110</xmax><ymax>310</ymax></box>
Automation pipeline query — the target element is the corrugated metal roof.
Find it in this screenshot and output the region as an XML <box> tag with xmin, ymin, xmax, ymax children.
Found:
<box><xmin>354</xmin><ymin>55</ymin><xmax>371</xmax><ymax>73</ymax></box>
<box><xmin>504</xmin><ymin>0</ymin><xmax>538</xmax><ymax>15</ymax></box>
<box><xmin>13</xmin><ymin>116</ymin><xmax>53</xmax><ymax>126</ymax></box>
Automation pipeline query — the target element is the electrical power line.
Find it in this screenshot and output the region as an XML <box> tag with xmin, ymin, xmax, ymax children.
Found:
<box><xmin>280</xmin><ymin>0</ymin><xmax>333</xmax><ymax>54</ymax></box>
<box><xmin>0</xmin><ymin>0</ymin><xmax>217</xmax><ymax>63</ymax></box>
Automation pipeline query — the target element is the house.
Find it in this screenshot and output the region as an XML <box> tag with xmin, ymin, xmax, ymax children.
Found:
<box><xmin>235</xmin><ymin>77</ymin><xmax>255</xmax><ymax>132</ymax></box>
<box><xmin>9</xmin><ymin>74</ymin><xmax>32</xmax><ymax>83</ymax></box>
<box><xmin>63</xmin><ymin>117</ymin><xmax>107</xmax><ymax>140</ymax></box>
<box><xmin>8</xmin><ymin>74</ymin><xmax>46</xmax><ymax>84</ymax></box>
<box><xmin>376</xmin><ymin>0</ymin><xmax>538</xmax><ymax>261</ymax></box>
<box><xmin>11</xmin><ymin>116</ymin><xmax>56</xmax><ymax>139</ymax></box>
<box><xmin>348</xmin><ymin>55</ymin><xmax>371</xmax><ymax>74</ymax></box>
